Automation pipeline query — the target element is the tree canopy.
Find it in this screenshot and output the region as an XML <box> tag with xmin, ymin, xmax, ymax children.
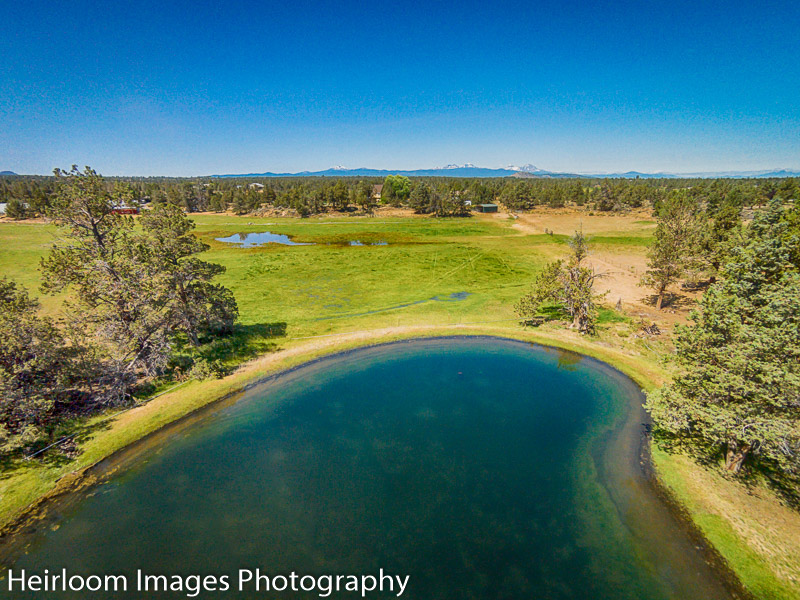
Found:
<box><xmin>647</xmin><ymin>200</ymin><xmax>800</xmax><ymax>491</ymax></box>
<box><xmin>41</xmin><ymin>166</ymin><xmax>238</xmax><ymax>404</ymax></box>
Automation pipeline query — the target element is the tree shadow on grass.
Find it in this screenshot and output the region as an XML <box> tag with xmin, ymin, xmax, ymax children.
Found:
<box><xmin>198</xmin><ymin>322</ymin><xmax>288</xmax><ymax>366</ymax></box>
<box><xmin>0</xmin><ymin>417</ymin><xmax>116</xmax><ymax>475</ymax></box>
<box><xmin>519</xmin><ymin>305</ymin><xmax>567</xmax><ymax>327</ymax></box>
<box><xmin>168</xmin><ymin>322</ymin><xmax>289</xmax><ymax>367</ymax></box>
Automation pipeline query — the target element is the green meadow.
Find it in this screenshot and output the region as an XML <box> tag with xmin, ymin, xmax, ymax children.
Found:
<box><xmin>1</xmin><ymin>213</ymin><xmax>642</xmax><ymax>355</ymax></box>
<box><xmin>0</xmin><ymin>210</ymin><xmax>656</xmax><ymax>533</ymax></box>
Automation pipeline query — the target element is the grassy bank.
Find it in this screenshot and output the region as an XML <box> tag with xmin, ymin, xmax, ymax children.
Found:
<box><xmin>1</xmin><ymin>210</ymin><xmax>798</xmax><ymax>598</ymax></box>
<box><xmin>652</xmin><ymin>448</ymin><xmax>800</xmax><ymax>599</ymax></box>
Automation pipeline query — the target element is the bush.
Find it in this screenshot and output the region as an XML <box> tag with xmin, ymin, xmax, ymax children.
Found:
<box><xmin>187</xmin><ymin>357</ymin><xmax>225</xmax><ymax>380</ymax></box>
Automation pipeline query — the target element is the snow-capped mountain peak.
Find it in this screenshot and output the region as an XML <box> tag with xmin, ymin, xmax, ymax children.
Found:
<box><xmin>505</xmin><ymin>164</ymin><xmax>541</xmax><ymax>173</ymax></box>
<box><xmin>441</xmin><ymin>163</ymin><xmax>478</xmax><ymax>170</ymax></box>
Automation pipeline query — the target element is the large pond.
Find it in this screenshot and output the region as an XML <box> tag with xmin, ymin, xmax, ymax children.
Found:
<box><xmin>2</xmin><ymin>338</ymin><xmax>736</xmax><ymax>599</ymax></box>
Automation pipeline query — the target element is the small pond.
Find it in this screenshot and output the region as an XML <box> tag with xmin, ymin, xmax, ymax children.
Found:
<box><xmin>1</xmin><ymin>338</ymin><xmax>737</xmax><ymax>599</ymax></box>
<box><xmin>215</xmin><ymin>231</ymin><xmax>314</xmax><ymax>247</ymax></box>
<box><xmin>215</xmin><ymin>232</ymin><xmax>389</xmax><ymax>247</ymax></box>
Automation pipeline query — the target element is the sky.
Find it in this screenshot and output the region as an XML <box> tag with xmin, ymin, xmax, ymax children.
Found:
<box><xmin>1</xmin><ymin>0</ymin><xmax>799</xmax><ymax>176</ymax></box>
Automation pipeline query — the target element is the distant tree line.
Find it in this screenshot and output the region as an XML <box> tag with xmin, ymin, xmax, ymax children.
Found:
<box><xmin>3</xmin><ymin>172</ymin><xmax>796</xmax><ymax>218</ymax></box>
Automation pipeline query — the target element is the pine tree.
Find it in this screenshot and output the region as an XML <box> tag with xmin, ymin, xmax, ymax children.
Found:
<box><xmin>516</xmin><ymin>232</ymin><xmax>603</xmax><ymax>334</ymax></box>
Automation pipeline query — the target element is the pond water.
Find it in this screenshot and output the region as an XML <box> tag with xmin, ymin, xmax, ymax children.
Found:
<box><xmin>2</xmin><ymin>338</ymin><xmax>736</xmax><ymax>599</ymax></box>
<box><xmin>215</xmin><ymin>231</ymin><xmax>315</xmax><ymax>247</ymax></box>
<box><xmin>214</xmin><ymin>232</ymin><xmax>389</xmax><ymax>247</ymax></box>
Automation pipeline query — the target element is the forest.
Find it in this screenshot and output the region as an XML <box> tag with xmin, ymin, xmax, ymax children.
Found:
<box><xmin>2</xmin><ymin>171</ymin><xmax>796</xmax><ymax>217</ymax></box>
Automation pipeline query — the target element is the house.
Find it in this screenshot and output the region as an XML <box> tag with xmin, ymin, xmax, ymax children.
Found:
<box><xmin>476</xmin><ymin>203</ymin><xmax>498</xmax><ymax>213</ymax></box>
<box><xmin>111</xmin><ymin>205</ymin><xmax>139</xmax><ymax>215</ymax></box>
<box><xmin>249</xmin><ymin>183</ymin><xmax>265</xmax><ymax>190</ymax></box>
<box><xmin>371</xmin><ymin>184</ymin><xmax>383</xmax><ymax>200</ymax></box>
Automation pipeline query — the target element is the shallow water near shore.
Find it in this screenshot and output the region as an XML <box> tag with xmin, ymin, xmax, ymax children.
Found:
<box><xmin>2</xmin><ymin>338</ymin><xmax>738</xmax><ymax>599</ymax></box>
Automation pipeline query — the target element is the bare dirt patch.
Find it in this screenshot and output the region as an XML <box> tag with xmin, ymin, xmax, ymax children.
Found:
<box><xmin>509</xmin><ymin>206</ymin><xmax>656</xmax><ymax>236</ymax></box>
<box><xmin>497</xmin><ymin>207</ymin><xmax>699</xmax><ymax>331</ymax></box>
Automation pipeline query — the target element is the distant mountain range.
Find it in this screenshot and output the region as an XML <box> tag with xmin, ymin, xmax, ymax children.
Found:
<box><xmin>3</xmin><ymin>166</ymin><xmax>797</xmax><ymax>179</ymax></box>
<box><xmin>213</xmin><ymin>164</ymin><xmax>800</xmax><ymax>179</ymax></box>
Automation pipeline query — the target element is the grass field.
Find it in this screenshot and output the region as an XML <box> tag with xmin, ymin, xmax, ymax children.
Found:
<box><xmin>1</xmin><ymin>209</ymin><xmax>798</xmax><ymax>599</ymax></box>
<box><xmin>1</xmin><ymin>212</ymin><xmax>635</xmax><ymax>357</ymax></box>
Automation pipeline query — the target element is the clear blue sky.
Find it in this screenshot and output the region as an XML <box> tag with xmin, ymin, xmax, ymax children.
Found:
<box><xmin>1</xmin><ymin>0</ymin><xmax>799</xmax><ymax>176</ymax></box>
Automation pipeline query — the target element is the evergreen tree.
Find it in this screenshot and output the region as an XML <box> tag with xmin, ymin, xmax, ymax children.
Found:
<box><xmin>647</xmin><ymin>200</ymin><xmax>800</xmax><ymax>485</ymax></box>
<box><xmin>516</xmin><ymin>231</ymin><xmax>602</xmax><ymax>334</ymax></box>
<box><xmin>409</xmin><ymin>182</ymin><xmax>432</xmax><ymax>213</ymax></box>
<box><xmin>139</xmin><ymin>203</ymin><xmax>238</xmax><ymax>345</ymax></box>
<box><xmin>0</xmin><ymin>278</ymin><xmax>93</xmax><ymax>454</ymax></box>
<box><xmin>41</xmin><ymin>167</ymin><xmax>238</xmax><ymax>403</ymax></box>
<box><xmin>641</xmin><ymin>190</ymin><xmax>703</xmax><ymax>309</ymax></box>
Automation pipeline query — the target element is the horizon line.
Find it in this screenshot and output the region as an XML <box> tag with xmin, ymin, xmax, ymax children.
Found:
<box><xmin>4</xmin><ymin>164</ymin><xmax>800</xmax><ymax>179</ymax></box>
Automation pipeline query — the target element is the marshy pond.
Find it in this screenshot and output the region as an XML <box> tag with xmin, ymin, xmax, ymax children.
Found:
<box><xmin>215</xmin><ymin>231</ymin><xmax>387</xmax><ymax>247</ymax></box>
<box><xmin>2</xmin><ymin>338</ymin><xmax>737</xmax><ymax>599</ymax></box>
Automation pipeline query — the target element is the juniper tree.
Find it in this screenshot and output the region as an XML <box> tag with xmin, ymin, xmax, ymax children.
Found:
<box><xmin>41</xmin><ymin>166</ymin><xmax>238</xmax><ymax>403</ymax></box>
<box><xmin>516</xmin><ymin>231</ymin><xmax>603</xmax><ymax>334</ymax></box>
<box><xmin>139</xmin><ymin>203</ymin><xmax>238</xmax><ymax>345</ymax></box>
<box><xmin>0</xmin><ymin>278</ymin><xmax>93</xmax><ymax>453</ymax></box>
<box><xmin>646</xmin><ymin>200</ymin><xmax>800</xmax><ymax>484</ymax></box>
<box><xmin>641</xmin><ymin>190</ymin><xmax>703</xmax><ymax>309</ymax></box>
<box><xmin>698</xmin><ymin>199</ymin><xmax>742</xmax><ymax>282</ymax></box>
<box><xmin>409</xmin><ymin>182</ymin><xmax>432</xmax><ymax>214</ymax></box>
<box><xmin>41</xmin><ymin>167</ymin><xmax>172</xmax><ymax>401</ymax></box>
<box><xmin>352</xmin><ymin>181</ymin><xmax>376</xmax><ymax>214</ymax></box>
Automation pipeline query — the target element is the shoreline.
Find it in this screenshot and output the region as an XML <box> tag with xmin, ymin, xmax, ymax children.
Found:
<box><xmin>0</xmin><ymin>326</ymin><xmax>775</xmax><ymax>597</ymax></box>
<box><xmin>0</xmin><ymin>323</ymin><xmax>664</xmax><ymax>530</ymax></box>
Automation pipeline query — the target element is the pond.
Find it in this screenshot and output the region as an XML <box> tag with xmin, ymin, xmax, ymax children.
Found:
<box><xmin>215</xmin><ymin>231</ymin><xmax>315</xmax><ymax>247</ymax></box>
<box><xmin>214</xmin><ymin>232</ymin><xmax>389</xmax><ymax>247</ymax></box>
<box><xmin>1</xmin><ymin>338</ymin><xmax>736</xmax><ymax>599</ymax></box>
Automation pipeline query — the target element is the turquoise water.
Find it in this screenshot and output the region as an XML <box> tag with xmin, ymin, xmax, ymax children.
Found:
<box><xmin>2</xmin><ymin>338</ymin><xmax>734</xmax><ymax>599</ymax></box>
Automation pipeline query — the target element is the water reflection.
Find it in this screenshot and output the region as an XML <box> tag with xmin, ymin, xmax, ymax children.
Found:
<box><xmin>215</xmin><ymin>232</ymin><xmax>391</xmax><ymax>248</ymax></box>
<box><xmin>215</xmin><ymin>231</ymin><xmax>314</xmax><ymax>247</ymax></box>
